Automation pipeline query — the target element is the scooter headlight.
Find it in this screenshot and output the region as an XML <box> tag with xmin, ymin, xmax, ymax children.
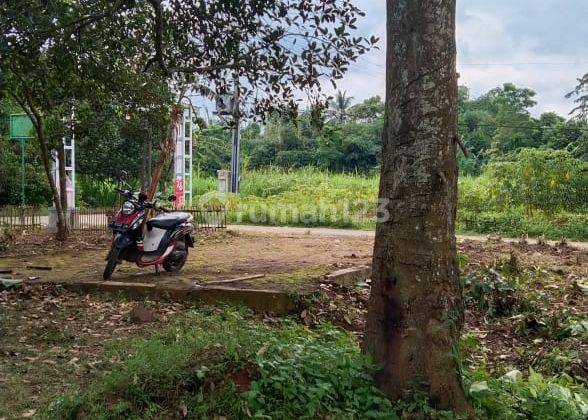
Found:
<box><xmin>121</xmin><ymin>201</ymin><xmax>135</xmax><ymax>216</ymax></box>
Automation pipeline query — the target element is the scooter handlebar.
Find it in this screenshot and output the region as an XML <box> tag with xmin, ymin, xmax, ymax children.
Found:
<box><xmin>115</xmin><ymin>188</ymin><xmax>134</xmax><ymax>198</ymax></box>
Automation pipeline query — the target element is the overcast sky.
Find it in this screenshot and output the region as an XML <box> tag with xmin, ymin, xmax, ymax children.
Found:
<box><xmin>329</xmin><ymin>0</ymin><xmax>588</xmax><ymax>117</ymax></box>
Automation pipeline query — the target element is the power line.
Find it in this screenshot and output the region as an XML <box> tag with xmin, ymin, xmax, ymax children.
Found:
<box><xmin>459</xmin><ymin>61</ymin><xmax>588</xmax><ymax>66</ymax></box>
<box><xmin>350</xmin><ymin>58</ymin><xmax>588</xmax><ymax>70</ymax></box>
<box><xmin>459</xmin><ymin>122</ymin><xmax>588</xmax><ymax>132</ymax></box>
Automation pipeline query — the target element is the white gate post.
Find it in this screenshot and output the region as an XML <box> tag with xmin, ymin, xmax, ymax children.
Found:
<box><xmin>47</xmin><ymin>116</ymin><xmax>76</xmax><ymax>231</ymax></box>
<box><xmin>173</xmin><ymin>105</ymin><xmax>193</xmax><ymax>207</ymax></box>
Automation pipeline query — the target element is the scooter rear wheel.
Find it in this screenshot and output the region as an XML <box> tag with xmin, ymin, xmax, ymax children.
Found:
<box><xmin>163</xmin><ymin>240</ymin><xmax>188</xmax><ymax>273</ymax></box>
<box><xmin>103</xmin><ymin>247</ymin><xmax>121</xmax><ymax>280</ymax></box>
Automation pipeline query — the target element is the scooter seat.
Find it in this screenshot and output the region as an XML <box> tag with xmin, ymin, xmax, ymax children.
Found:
<box><xmin>147</xmin><ymin>212</ymin><xmax>191</xmax><ymax>230</ymax></box>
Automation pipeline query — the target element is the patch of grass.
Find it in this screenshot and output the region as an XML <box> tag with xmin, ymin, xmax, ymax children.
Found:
<box><xmin>193</xmin><ymin>168</ymin><xmax>588</xmax><ymax>239</ymax></box>
<box><xmin>538</xmin><ymin>348</ymin><xmax>585</xmax><ymax>380</ymax></box>
<box><xmin>40</xmin><ymin>306</ymin><xmax>393</xmax><ymax>419</ymax></box>
<box><xmin>0</xmin><ymin>376</ymin><xmax>32</xmax><ymax>418</ymax></box>
<box><xmin>457</xmin><ymin>210</ymin><xmax>588</xmax><ymax>241</ymax></box>
<box><xmin>37</xmin><ymin>324</ymin><xmax>77</xmax><ymax>345</ymax></box>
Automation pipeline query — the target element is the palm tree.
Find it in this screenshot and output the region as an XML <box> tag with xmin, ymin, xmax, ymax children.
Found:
<box><xmin>328</xmin><ymin>90</ymin><xmax>354</xmax><ymax>123</ymax></box>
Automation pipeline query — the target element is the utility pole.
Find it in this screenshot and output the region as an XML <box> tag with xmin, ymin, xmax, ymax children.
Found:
<box><xmin>230</xmin><ymin>76</ymin><xmax>241</xmax><ymax>193</ymax></box>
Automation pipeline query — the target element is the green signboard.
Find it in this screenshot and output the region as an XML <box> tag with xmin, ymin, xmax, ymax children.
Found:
<box><xmin>9</xmin><ymin>114</ymin><xmax>34</xmax><ymax>205</ymax></box>
<box><xmin>9</xmin><ymin>114</ymin><xmax>33</xmax><ymax>139</ymax></box>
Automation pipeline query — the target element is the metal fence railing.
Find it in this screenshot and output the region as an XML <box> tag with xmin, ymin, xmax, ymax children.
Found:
<box><xmin>0</xmin><ymin>206</ymin><xmax>44</xmax><ymax>230</ymax></box>
<box><xmin>1</xmin><ymin>206</ymin><xmax>226</xmax><ymax>232</ymax></box>
<box><xmin>69</xmin><ymin>207</ymin><xmax>227</xmax><ymax>231</ymax></box>
<box><xmin>181</xmin><ymin>207</ymin><xmax>227</xmax><ymax>230</ymax></box>
<box><xmin>69</xmin><ymin>207</ymin><xmax>117</xmax><ymax>231</ymax></box>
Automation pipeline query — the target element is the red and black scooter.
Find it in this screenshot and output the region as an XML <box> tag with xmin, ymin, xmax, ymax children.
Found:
<box><xmin>103</xmin><ymin>188</ymin><xmax>195</xmax><ymax>280</ymax></box>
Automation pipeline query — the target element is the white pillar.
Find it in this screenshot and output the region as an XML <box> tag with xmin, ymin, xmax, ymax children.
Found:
<box><xmin>174</xmin><ymin>105</ymin><xmax>193</xmax><ymax>207</ymax></box>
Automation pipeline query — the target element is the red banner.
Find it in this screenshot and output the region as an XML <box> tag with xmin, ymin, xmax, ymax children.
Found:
<box><xmin>174</xmin><ymin>178</ymin><xmax>184</xmax><ymax>207</ymax></box>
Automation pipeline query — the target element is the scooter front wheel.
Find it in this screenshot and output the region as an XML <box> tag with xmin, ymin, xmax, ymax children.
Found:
<box><xmin>163</xmin><ymin>240</ymin><xmax>188</xmax><ymax>273</ymax></box>
<box><xmin>103</xmin><ymin>246</ymin><xmax>121</xmax><ymax>280</ymax></box>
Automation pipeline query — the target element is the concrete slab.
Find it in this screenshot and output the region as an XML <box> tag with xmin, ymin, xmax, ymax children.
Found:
<box><xmin>46</xmin><ymin>279</ymin><xmax>298</xmax><ymax>315</ymax></box>
<box><xmin>325</xmin><ymin>265</ymin><xmax>371</xmax><ymax>287</ymax></box>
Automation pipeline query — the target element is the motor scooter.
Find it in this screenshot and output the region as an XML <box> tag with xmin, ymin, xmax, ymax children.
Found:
<box><xmin>103</xmin><ymin>188</ymin><xmax>194</xmax><ymax>280</ymax></box>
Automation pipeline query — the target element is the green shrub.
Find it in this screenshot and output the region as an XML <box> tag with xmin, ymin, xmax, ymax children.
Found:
<box><xmin>538</xmin><ymin>349</ymin><xmax>584</xmax><ymax>379</ymax></box>
<box><xmin>462</xmin><ymin>267</ymin><xmax>536</xmax><ymax>319</ymax></box>
<box><xmin>458</xmin><ymin>209</ymin><xmax>526</xmax><ymax>236</ymax></box>
<box><xmin>243</xmin><ymin>324</ymin><xmax>393</xmax><ymax>419</ymax></box>
<box><xmin>458</xmin><ymin>174</ymin><xmax>499</xmax><ymax>213</ymax></box>
<box><xmin>458</xmin><ymin>209</ymin><xmax>588</xmax><ymax>240</ymax></box>
<box><xmin>41</xmin><ymin>307</ymin><xmax>393</xmax><ymax>420</ymax></box>
<box><xmin>468</xmin><ymin>367</ymin><xmax>588</xmax><ymax>419</ymax></box>
<box><xmin>40</xmin><ymin>306</ymin><xmax>588</xmax><ymax>420</ymax></box>
<box><xmin>486</xmin><ymin>149</ymin><xmax>588</xmax><ymax>214</ymax></box>
<box><xmin>192</xmin><ymin>167</ymin><xmax>587</xmax><ymax>239</ymax></box>
<box><xmin>515</xmin><ymin>310</ymin><xmax>588</xmax><ymax>340</ymax></box>
<box><xmin>77</xmin><ymin>176</ymin><xmax>119</xmax><ymax>208</ymax></box>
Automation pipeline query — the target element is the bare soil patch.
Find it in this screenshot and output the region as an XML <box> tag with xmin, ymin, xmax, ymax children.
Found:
<box><xmin>0</xmin><ymin>283</ymin><xmax>187</xmax><ymax>418</ymax></box>
<box><xmin>0</xmin><ymin>230</ymin><xmax>373</xmax><ymax>293</ymax></box>
<box><xmin>303</xmin><ymin>238</ymin><xmax>587</xmax><ymax>380</ymax></box>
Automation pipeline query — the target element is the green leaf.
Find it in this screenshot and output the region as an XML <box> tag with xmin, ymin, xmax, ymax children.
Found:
<box><xmin>470</xmin><ymin>381</ymin><xmax>489</xmax><ymax>394</ymax></box>
<box><xmin>0</xmin><ymin>278</ymin><xmax>23</xmax><ymax>289</ymax></box>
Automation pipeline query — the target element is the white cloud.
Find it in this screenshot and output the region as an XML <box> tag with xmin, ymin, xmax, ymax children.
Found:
<box><xmin>327</xmin><ymin>0</ymin><xmax>588</xmax><ymax>117</ymax></box>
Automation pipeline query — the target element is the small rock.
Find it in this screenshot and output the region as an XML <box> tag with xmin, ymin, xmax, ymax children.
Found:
<box><xmin>469</xmin><ymin>381</ymin><xmax>489</xmax><ymax>394</ymax></box>
<box><xmin>129</xmin><ymin>303</ymin><xmax>157</xmax><ymax>324</ymax></box>
<box><xmin>21</xmin><ymin>409</ymin><xmax>36</xmax><ymax>418</ymax></box>
<box><xmin>501</xmin><ymin>369</ymin><xmax>522</xmax><ymax>382</ymax></box>
<box><xmin>575</xmin><ymin>281</ymin><xmax>588</xmax><ymax>295</ymax></box>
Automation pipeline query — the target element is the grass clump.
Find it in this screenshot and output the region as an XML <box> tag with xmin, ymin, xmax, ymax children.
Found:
<box><xmin>40</xmin><ymin>306</ymin><xmax>393</xmax><ymax>419</ymax></box>
<box><xmin>192</xmin><ymin>167</ymin><xmax>588</xmax><ymax>240</ymax></box>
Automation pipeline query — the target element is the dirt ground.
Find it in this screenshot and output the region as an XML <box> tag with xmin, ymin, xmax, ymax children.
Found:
<box><xmin>0</xmin><ymin>284</ymin><xmax>190</xmax><ymax>418</ymax></box>
<box><xmin>1</xmin><ymin>229</ymin><xmax>587</xmax><ymax>418</ymax></box>
<box><xmin>0</xmin><ymin>230</ymin><xmax>373</xmax><ymax>293</ymax></box>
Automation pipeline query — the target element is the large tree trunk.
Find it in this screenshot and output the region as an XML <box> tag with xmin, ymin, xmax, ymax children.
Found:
<box><xmin>363</xmin><ymin>0</ymin><xmax>470</xmax><ymax>413</ymax></box>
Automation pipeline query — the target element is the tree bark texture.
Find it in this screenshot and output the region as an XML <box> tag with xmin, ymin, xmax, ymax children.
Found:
<box><xmin>147</xmin><ymin>105</ymin><xmax>182</xmax><ymax>200</ymax></box>
<box><xmin>33</xmin><ymin>116</ymin><xmax>68</xmax><ymax>241</ymax></box>
<box><xmin>141</xmin><ymin>137</ymin><xmax>149</xmax><ymax>191</ymax></box>
<box><xmin>363</xmin><ymin>0</ymin><xmax>470</xmax><ymax>412</ymax></box>
<box><xmin>15</xmin><ymin>90</ymin><xmax>69</xmax><ymax>240</ymax></box>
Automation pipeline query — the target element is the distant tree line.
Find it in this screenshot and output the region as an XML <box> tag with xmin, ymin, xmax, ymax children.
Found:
<box><xmin>194</xmin><ymin>83</ymin><xmax>588</xmax><ymax>176</ymax></box>
<box><xmin>2</xmin><ymin>83</ymin><xmax>587</xmax><ymax>205</ymax></box>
